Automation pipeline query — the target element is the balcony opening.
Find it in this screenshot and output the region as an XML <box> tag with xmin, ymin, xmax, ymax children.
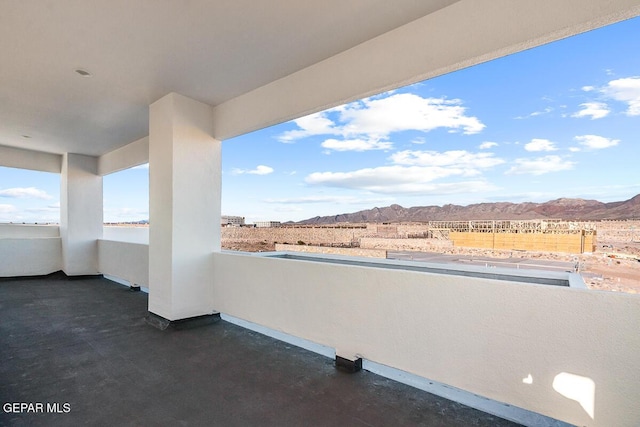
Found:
<box><xmin>221</xmin><ymin>17</ymin><xmax>640</xmax><ymax>293</ymax></box>
<box><xmin>102</xmin><ymin>163</ymin><xmax>149</xmax><ymax>244</ymax></box>
<box><xmin>0</xmin><ymin>166</ymin><xmax>60</xmax><ymax>224</ymax></box>
<box><xmin>103</xmin><ymin>163</ymin><xmax>149</xmax><ymax>226</ymax></box>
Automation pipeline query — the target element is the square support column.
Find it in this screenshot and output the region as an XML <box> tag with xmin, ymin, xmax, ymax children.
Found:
<box><xmin>149</xmin><ymin>93</ymin><xmax>221</xmax><ymax>321</ymax></box>
<box><xmin>60</xmin><ymin>153</ymin><xmax>103</xmax><ymax>276</ymax></box>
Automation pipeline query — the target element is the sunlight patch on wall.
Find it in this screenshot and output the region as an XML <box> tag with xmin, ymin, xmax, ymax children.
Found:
<box><xmin>553</xmin><ymin>372</ymin><xmax>595</xmax><ymax>419</ymax></box>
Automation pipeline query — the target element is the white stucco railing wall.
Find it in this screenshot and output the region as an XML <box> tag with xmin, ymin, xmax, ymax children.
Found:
<box><xmin>0</xmin><ymin>223</ymin><xmax>60</xmax><ymax>238</ymax></box>
<box><xmin>212</xmin><ymin>251</ymin><xmax>640</xmax><ymax>427</ymax></box>
<box><xmin>99</xmin><ymin>227</ymin><xmax>150</xmax><ymax>288</ymax></box>
<box><xmin>97</xmin><ymin>240</ymin><xmax>149</xmax><ymax>288</ymax></box>
<box><xmin>102</xmin><ymin>226</ymin><xmax>149</xmax><ymax>244</ymax></box>
<box><xmin>0</xmin><ymin>224</ymin><xmax>62</xmax><ymax>276</ymax></box>
<box><xmin>5</xmin><ymin>221</ymin><xmax>639</xmax><ymax>426</ymax></box>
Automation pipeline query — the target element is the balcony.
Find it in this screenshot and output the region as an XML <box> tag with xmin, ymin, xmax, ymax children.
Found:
<box><xmin>2</xmin><ymin>273</ymin><xmax>520</xmax><ymax>426</ymax></box>
<box><xmin>2</xmin><ymin>2</ymin><xmax>640</xmax><ymax>425</ymax></box>
<box><xmin>2</xmin><ymin>225</ymin><xmax>640</xmax><ymax>425</ymax></box>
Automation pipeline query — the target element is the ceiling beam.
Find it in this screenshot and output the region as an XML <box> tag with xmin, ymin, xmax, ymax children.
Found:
<box><xmin>212</xmin><ymin>0</ymin><xmax>640</xmax><ymax>141</ymax></box>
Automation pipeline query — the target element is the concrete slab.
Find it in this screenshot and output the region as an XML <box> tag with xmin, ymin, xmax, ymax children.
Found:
<box><xmin>0</xmin><ymin>275</ymin><xmax>521</xmax><ymax>426</ymax></box>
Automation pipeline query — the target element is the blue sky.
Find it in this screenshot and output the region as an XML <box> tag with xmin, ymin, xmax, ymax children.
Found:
<box><xmin>1</xmin><ymin>17</ymin><xmax>639</xmax><ymax>224</ymax></box>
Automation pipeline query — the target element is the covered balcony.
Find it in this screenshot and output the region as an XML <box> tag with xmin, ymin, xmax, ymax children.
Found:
<box><xmin>2</xmin><ymin>2</ymin><xmax>640</xmax><ymax>426</ymax></box>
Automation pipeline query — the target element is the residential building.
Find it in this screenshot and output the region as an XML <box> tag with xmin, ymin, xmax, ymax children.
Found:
<box><xmin>1</xmin><ymin>2</ymin><xmax>639</xmax><ymax>426</ymax></box>
<box><xmin>221</xmin><ymin>215</ymin><xmax>245</xmax><ymax>226</ymax></box>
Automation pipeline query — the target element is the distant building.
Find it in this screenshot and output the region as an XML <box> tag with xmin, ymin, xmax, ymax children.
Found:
<box><xmin>221</xmin><ymin>215</ymin><xmax>245</xmax><ymax>227</ymax></box>
<box><xmin>254</xmin><ymin>221</ymin><xmax>281</xmax><ymax>228</ymax></box>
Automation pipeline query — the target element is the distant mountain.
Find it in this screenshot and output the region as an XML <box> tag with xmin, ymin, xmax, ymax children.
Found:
<box><xmin>297</xmin><ymin>194</ymin><xmax>640</xmax><ymax>224</ymax></box>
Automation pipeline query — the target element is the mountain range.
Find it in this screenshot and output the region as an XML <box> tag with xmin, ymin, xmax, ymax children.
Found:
<box><xmin>297</xmin><ymin>194</ymin><xmax>640</xmax><ymax>224</ymax></box>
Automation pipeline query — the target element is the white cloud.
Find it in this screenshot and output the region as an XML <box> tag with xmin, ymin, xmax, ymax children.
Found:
<box><xmin>304</xmin><ymin>149</ymin><xmax>503</xmax><ymax>195</ymax></box>
<box><xmin>514</xmin><ymin>107</ymin><xmax>553</xmax><ymax>119</ymax></box>
<box><xmin>321</xmin><ymin>138</ymin><xmax>393</xmax><ymax>152</ymax></box>
<box><xmin>132</xmin><ymin>163</ymin><xmax>149</xmax><ymax>170</ymax></box>
<box><xmin>390</xmin><ymin>150</ymin><xmax>504</xmax><ymax>170</ymax></box>
<box><xmin>568</xmin><ymin>147</ymin><xmax>581</xmax><ymax>152</ymax></box>
<box><xmin>582</xmin><ymin>86</ymin><xmax>595</xmax><ymax>92</ymax></box>
<box><xmin>25</xmin><ymin>206</ymin><xmax>60</xmax><ymax>213</ymax></box>
<box><xmin>601</xmin><ymin>77</ymin><xmax>640</xmax><ymax>116</ymax></box>
<box><xmin>278</xmin><ymin>92</ymin><xmax>485</xmax><ymax>144</ymax></box>
<box><xmin>506</xmin><ymin>156</ymin><xmax>575</xmax><ymax>176</ymax></box>
<box><xmin>530</xmin><ymin>107</ymin><xmax>553</xmax><ymax>117</ymax></box>
<box><xmin>231</xmin><ymin>165</ymin><xmax>274</xmax><ymax>175</ymax></box>
<box><xmin>338</xmin><ymin>93</ymin><xmax>485</xmax><ymax>137</ymax></box>
<box><xmin>0</xmin><ymin>204</ymin><xmax>17</xmax><ymax>213</ymax></box>
<box><xmin>305</xmin><ymin>166</ymin><xmax>497</xmax><ymax>194</ymax></box>
<box><xmin>524</xmin><ymin>139</ymin><xmax>558</xmax><ymax>152</ymax></box>
<box><xmin>571</xmin><ymin>102</ymin><xmax>610</xmax><ymax>119</ymax></box>
<box><xmin>264</xmin><ymin>195</ymin><xmax>394</xmax><ymax>205</ymax></box>
<box><xmin>273</xmin><ymin>206</ymin><xmax>304</xmax><ymax>213</ymax></box>
<box><xmin>0</xmin><ymin>187</ymin><xmax>53</xmax><ymax>200</ymax></box>
<box><xmin>479</xmin><ymin>142</ymin><xmax>498</xmax><ymax>149</ymax></box>
<box><xmin>278</xmin><ymin>112</ymin><xmax>338</xmax><ymax>142</ymax></box>
<box><xmin>574</xmin><ymin>135</ymin><xmax>619</xmax><ymax>150</ymax></box>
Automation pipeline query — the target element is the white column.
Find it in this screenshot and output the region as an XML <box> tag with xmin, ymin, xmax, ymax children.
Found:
<box><xmin>149</xmin><ymin>93</ymin><xmax>221</xmax><ymax>321</ymax></box>
<box><xmin>60</xmin><ymin>153</ymin><xmax>103</xmax><ymax>275</ymax></box>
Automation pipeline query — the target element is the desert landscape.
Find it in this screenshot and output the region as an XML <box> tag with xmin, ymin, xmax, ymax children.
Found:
<box><xmin>221</xmin><ymin>196</ymin><xmax>640</xmax><ymax>295</ymax></box>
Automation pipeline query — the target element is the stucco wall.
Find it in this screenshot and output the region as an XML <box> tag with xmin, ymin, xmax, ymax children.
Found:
<box><xmin>0</xmin><ymin>145</ymin><xmax>61</xmax><ymax>173</ymax></box>
<box><xmin>98</xmin><ymin>239</ymin><xmax>149</xmax><ymax>287</ymax></box>
<box><xmin>98</xmin><ymin>136</ymin><xmax>149</xmax><ymax>176</ymax></box>
<box><xmin>0</xmin><ymin>238</ymin><xmax>62</xmax><ymax>276</ymax></box>
<box><xmin>360</xmin><ymin>237</ymin><xmax>453</xmax><ymax>251</ymax></box>
<box><xmin>212</xmin><ymin>252</ymin><xmax>640</xmax><ymax>427</ymax></box>
<box><xmin>0</xmin><ymin>224</ymin><xmax>60</xmax><ymax>238</ymax></box>
<box><xmin>103</xmin><ymin>226</ymin><xmax>149</xmax><ymax>244</ymax></box>
<box><xmin>0</xmin><ymin>225</ymin><xmax>62</xmax><ymax>276</ymax></box>
<box><xmin>275</xmin><ymin>244</ymin><xmax>386</xmax><ymax>258</ymax></box>
<box><xmin>222</xmin><ymin>226</ymin><xmax>370</xmax><ymax>245</ymax></box>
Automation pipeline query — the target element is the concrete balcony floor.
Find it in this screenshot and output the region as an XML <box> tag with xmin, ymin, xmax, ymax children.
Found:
<box><xmin>0</xmin><ymin>275</ymin><xmax>520</xmax><ymax>426</ymax></box>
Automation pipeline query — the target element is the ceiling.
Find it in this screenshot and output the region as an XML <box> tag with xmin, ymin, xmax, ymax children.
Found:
<box><xmin>0</xmin><ymin>0</ymin><xmax>458</xmax><ymax>156</ymax></box>
<box><xmin>1</xmin><ymin>0</ymin><xmax>639</xmax><ymax>158</ymax></box>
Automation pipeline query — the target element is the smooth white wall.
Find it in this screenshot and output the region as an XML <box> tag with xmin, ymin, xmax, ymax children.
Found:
<box><xmin>0</xmin><ymin>224</ymin><xmax>59</xmax><ymax>238</ymax></box>
<box><xmin>98</xmin><ymin>136</ymin><xmax>149</xmax><ymax>176</ymax></box>
<box><xmin>60</xmin><ymin>153</ymin><xmax>102</xmax><ymax>275</ymax></box>
<box><xmin>98</xmin><ymin>239</ymin><xmax>149</xmax><ymax>287</ymax></box>
<box><xmin>0</xmin><ymin>224</ymin><xmax>61</xmax><ymax>277</ymax></box>
<box><xmin>102</xmin><ymin>226</ymin><xmax>149</xmax><ymax>244</ymax></box>
<box><xmin>0</xmin><ymin>145</ymin><xmax>61</xmax><ymax>173</ymax></box>
<box><xmin>212</xmin><ymin>252</ymin><xmax>640</xmax><ymax>427</ymax></box>
<box><xmin>0</xmin><ymin>237</ymin><xmax>61</xmax><ymax>276</ymax></box>
<box><xmin>149</xmin><ymin>93</ymin><xmax>220</xmax><ymax>320</ymax></box>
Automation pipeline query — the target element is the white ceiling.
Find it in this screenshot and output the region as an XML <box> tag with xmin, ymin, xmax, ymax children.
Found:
<box><xmin>0</xmin><ymin>0</ymin><xmax>458</xmax><ymax>156</ymax></box>
<box><xmin>1</xmin><ymin>0</ymin><xmax>639</xmax><ymax>158</ymax></box>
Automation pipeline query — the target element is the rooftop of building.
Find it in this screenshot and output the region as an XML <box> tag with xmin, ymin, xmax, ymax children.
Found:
<box><xmin>1</xmin><ymin>274</ymin><xmax>521</xmax><ymax>426</ymax></box>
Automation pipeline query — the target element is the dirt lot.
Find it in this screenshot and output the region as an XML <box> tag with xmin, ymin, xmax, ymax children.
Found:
<box><xmin>222</xmin><ymin>223</ymin><xmax>640</xmax><ymax>295</ymax></box>
<box><xmin>583</xmin><ymin>240</ymin><xmax>640</xmax><ymax>294</ymax></box>
<box><xmin>222</xmin><ymin>240</ymin><xmax>276</xmax><ymax>252</ymax></box>
<box><xmin>453</xmin><ymin>246</ymin><xmax>640</xmax><ymax>294</ymax></box>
